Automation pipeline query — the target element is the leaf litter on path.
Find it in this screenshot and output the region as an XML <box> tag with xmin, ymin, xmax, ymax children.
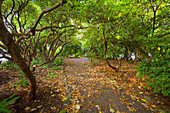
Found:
<box><xmin>0</xmin><ymin>57</ymin><xmax>169</xmax><ymax>112</ymax></box>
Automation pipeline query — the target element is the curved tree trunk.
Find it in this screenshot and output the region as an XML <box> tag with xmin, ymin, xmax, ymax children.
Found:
<box><xmin>0</xmin><ymin>34</ymin><xmax>36</xmax><ymax>101</ymax></box>
<box><xmin>105</xmin><ymin>59</ymin><xmax>118</xmax><ymax>72</ymax></box>
<box><xmin>0</xmin><ymin>37</ymin><xmax>36</xmax><ymax>100</ymax></box>
<box><xmin>0</xmin><ymin>6</ymin><xmax>36</xmax><ymax>100</ymax></box>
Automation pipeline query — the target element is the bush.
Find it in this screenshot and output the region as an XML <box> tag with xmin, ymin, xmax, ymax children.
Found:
<box><xmin>40</xmin><ymin>64</ymin><xmax>51</xmax><ymax>69</ymax></box>
<box><xmin>31</xmin><ymin>59</ymin><xmax>42</xmax><ymax>66</ymax></box>
<box><xmin>52</xmin><ymin>58</ymin><xmax>64</xmax><ymax>66</ymax></box>
<box><xmin>51</xmin><ymin>66</ymin><xmax>61</xmax><ymax>70</ymax></box>
<box><xmin>136</xmin><ymin>46</ymin><xmax>170</xmax><ymax>96</ymax></box>
<box><xmin>1</xmin><ymin>61</ymin><xmax>17</xmax><ymax>70</ymax></box>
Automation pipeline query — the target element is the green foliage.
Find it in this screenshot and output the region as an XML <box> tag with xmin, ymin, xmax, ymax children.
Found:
<box><xmin>15</xmin><ymin>77</ymin><xmax>29</xmax><ymax>88</ymax></box>
<box><xmin>51</xmin><ymin>66</ymin><xmax>61</xmax><ymax>70</ymax></box>
<box><xmin>1</xmin><ymin>61</ymin><xmax>17</xmax><ymax>70</ymax></box>
<box><xmin>31</xmin><ymin>59</ymin><xmax>42</xmax><ymax>66</ymax></box>
<box><xmin>14</xmin><ymin>66</ymin><xmax>29</xmax><ymax>88</ymax></box>
<box><xmin>0</xmin><ymin>93</ymin><xmax>20</xmax><ymax>113</ymax></box>
<box><xmin>62</xmin><ymin>45</ymin><xmax>83</xmax><ymax>58</ymax></box>
<box><xmin>136</xmin><ymin>46</ymin><xmax>170</xmax><ymax>96</ymax></box>
<box><xmin>41</xmin><ymin>64</ymin><xmax>51</xmax><ymax>69</ymax></box>
<box><xmin>1</xmin><ymin>0</ymin><xmax>169</xmax><ymax>100</ymax></box>
<box><xmin>46</xmin><ymin>72</ymin><xmax>57</xmax><ymax>78</ymax></box>
<box><xmin>128</xmin><ymin>60</ymin><xmax>133</xmax><ymax>64</ymax></box>
<box><xmin>91</xmin><ymin>62</ymin><xmax>98</xmax><ymax>66</ymax></box>
<box><xmin>52</xmin><ymin>58</ymin><xmax>64</xmax><ymax>66</ymax></box>
<box><xmin>59</xmin><ymin>109</ymin><xmax>67</xmax><ymax>113</ymax></box>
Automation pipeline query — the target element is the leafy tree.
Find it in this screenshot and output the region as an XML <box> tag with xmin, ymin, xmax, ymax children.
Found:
<box><xmin>0</xmin><ymin>0</ymin><xmax>169</xmax><ymax>101</ymax></box>
<box><xmin>0</xmin><ymin>0</ymin><xmax>68</xmax><ymax>100</ymax></box>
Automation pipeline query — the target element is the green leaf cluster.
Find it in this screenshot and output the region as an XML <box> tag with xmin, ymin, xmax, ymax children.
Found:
<box><xmin>0</xmin><ymin>93</ymin><xmax>20</xmax><ymax>113</ymax></box>
<box><xmin>136</xmin><ymin>44</ymin><xmax>170</xmax><ymax>96</ymax></box>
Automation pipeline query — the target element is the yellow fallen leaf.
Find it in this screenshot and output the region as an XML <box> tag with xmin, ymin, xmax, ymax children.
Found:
<box><xmin>51</xmin><ymin>106</ymin><xmax>56</xmax><ymax>110</ymax></box>
<box><xmin>129</xmin><ymin>108</ymin><xmax>136</xmax><ymax>112</ymax></box>
<box><xmin>141</xmin><ymin>98</ymin><xmax>148</xmax><ymax>103</ymax></box>
<box><xmin>37</xmin><ymin>105</ymin><xmax>42</xmax><ymax>109</ymax></box>
<box><xmin>25</xmin><ymin>107</ymin><xmax>31</xmax><ymax>111</ymax></box>
<box><xmin>139</xmin><ymin>92</ymin><xmax>143</xmax><ymax>94</ymax></box>
<box><xmin>30</xmin><ymin>108</ymin><xmax>37</xmax><ymax>112</ymax></box>
<box><xmin>151</xmin><ymin>105</ymin><xmax>157</xmax><ymax>108</ymax></box>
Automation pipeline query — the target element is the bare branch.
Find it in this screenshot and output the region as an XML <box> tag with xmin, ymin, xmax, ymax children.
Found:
<box><xmin>31</xmin><ymin>0</ymin><xmax>67</xmax><ymax>35</ymax></box>
<box><xmin>35</xmin><ymin>25</ymin><xmax>75</xmax><ymax>31</ymax></box>
<box><xmin>33</xmin><ymin>41</ymin><xmax>70</xmax><ymax>68</ymax></box>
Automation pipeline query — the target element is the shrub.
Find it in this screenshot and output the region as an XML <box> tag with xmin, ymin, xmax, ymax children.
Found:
<box><xmin>1</xmin><ymin>61</ymin><xmax>17</xmax><ymax>70</ymax></box>
<box><xmin>41</xmin><ymin>64</ymin><xmax>51</xmax><ymax>69</ymax></box>
<box><xmin>31</xmin><ymin>59</ymin><xmax>41</xmax><ymax>65</ymax></box>
<box><xmin>52</xmin><ymin>58</ymin><xmax>64</xmax><ymax>66</ymax></box>
<box><xmin>51</xmin><ymin>66</ymin><xmax>61</xmax><ymax>70</ymax></box>
<box><xmin>136</xmin><ymin>46</ymin><xmax>170</xmax><ymax>96</ymax></box>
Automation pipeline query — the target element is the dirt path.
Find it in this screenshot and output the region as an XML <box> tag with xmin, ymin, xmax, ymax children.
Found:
<box><xmin>63</xmin><ymin>58</ymin><xmax>153</xmax><ymax>113</ymax></box>
<box><xmin>1</xmin><ymin>57</ymin><xmax>169</xmax><ymax>112</ymax></box>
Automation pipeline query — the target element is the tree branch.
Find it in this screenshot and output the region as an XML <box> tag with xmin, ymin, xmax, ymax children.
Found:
<box><xmin>31</xmin><ymin>0</ymin><xmax>67</xmax><ymax>35</ymax></box>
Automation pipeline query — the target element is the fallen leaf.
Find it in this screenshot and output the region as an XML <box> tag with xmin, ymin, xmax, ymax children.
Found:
<box><xmin>37</xmin><ymin>105</ymin><xmax>42</xmax><ymax>109</ymax></box>
<box><xmin>62</xmin><ymin>97</ymin><xmax>67</xmax><ymax>101</ymax></box>
<box><xmin>110</xmin><ymin>108</ymin><xmax>115</xmax><ymax>113</ymax></box>
<box><xmin>151</xmin><ymin>105</ymin><xmax>157</xmax><ymax>108</ymax></box>
<box><xmin>141</xmin><ymin>98</ymin><xmax>149</xmax><ymax>104</ymax></box>
<box><xmin>75</xmin><ymin>104</ymin><xmax>80</xmax><ymax>110</ymax></box>
<box><xmin>51</xmin><ymin>106</ymin><xmax>56</xmax><ymax>110</ymax></box>
<box><xmin>30</xmin><ymin>108</ymin><xmax>37</xmax><ymax>112</ymax></box>
<box><xmin>139</xmin><ymin>92</ymin><xmax>143</xmax><ymax>94</ymax></box>
<box><xmin>116</xmin><ymin>110</ymin><xmax>121</xmax><ymax>113</ymax></box>
<box><xmin>95</xmin><ymin>105</ymin><xmax>100</xmax><ymax>109</ymax></box>
<box><xmin>141</xmin><ymin>103</ymin><xmax>149</xmax><ymax>109</ymax></box>
<box><xmin>59</xmin><ymin>109</ymin><xmax>67</xmax><ymax>113</ymax></box>
<box><xmin>25</xmin><ymin>107</ymin><xmax>31</xmax><ymax>111</ymax></box>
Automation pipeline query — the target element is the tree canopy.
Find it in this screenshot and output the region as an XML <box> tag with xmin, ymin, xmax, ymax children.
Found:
<box><xmin>0</xmin><ymin>0</ymin><xmax>169</xmax><ymax>100</ymax></box>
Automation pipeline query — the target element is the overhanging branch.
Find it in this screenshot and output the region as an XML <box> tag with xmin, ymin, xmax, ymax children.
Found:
<box><xmin>31</xmin><ymin>0</ymin><xmax>67</xmax><ymax>35</ymax></box>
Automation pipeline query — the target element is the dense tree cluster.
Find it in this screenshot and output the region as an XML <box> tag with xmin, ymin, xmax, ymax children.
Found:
<box><xmin>0</xmin><ymin>0</ymin><xmax>169</xmax><ymax>99</ymax></box>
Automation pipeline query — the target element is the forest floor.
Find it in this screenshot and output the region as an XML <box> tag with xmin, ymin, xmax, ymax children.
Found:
<box><xmin>0</xmin><ymin>57</ymin><xmax>170</xmax><ymax>113</ymax></box>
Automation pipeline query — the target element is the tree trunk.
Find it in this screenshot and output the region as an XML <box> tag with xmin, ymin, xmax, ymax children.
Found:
<box><xmin>0</xmin><ymin>38</ymin><xmax>36</xmax><ymax>100</ymax></box>
<box><xmin>0</xmin><ymin>9</ymin><xmax>36</xmax><ymax>100</ymax></box>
